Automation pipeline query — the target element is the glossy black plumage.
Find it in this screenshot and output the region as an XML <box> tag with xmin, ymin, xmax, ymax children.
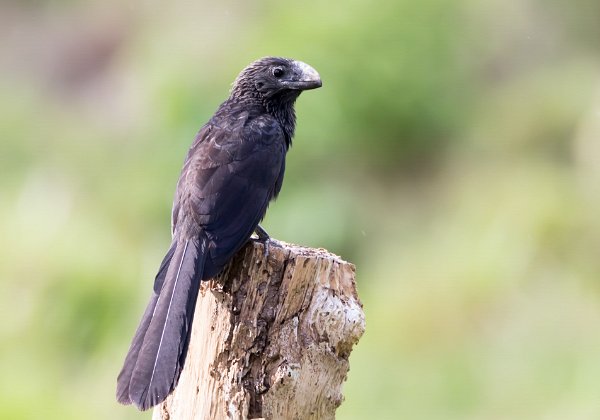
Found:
<box><xmin>116</xmin><ymin>57</ymin><xmax>321</xmax><ymax>410</ymax></box>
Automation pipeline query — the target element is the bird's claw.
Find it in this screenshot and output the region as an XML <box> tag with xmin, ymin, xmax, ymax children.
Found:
<box><xmin>255</xmin><ymin>225</ymin><xmax>274</xmax><ymax>258</ymax></box>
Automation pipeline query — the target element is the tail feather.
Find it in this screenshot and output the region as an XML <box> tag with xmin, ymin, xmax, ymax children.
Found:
<box><xmin>116</xmin><ymin>292</ymin><xmax>158</xmax><ymax>405</ymax></box>
<box><xmin>116</xmin><ymin>243</ymin><xmax>176</xmax><ymax>405</ymax></box>
<box><xmin>116</xmin><ymin>237</ymin><xmax>205</xmax><ymax>410</ymax></box>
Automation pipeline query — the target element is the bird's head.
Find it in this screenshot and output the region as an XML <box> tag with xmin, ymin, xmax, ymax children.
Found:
<box><xmin>231</xmin><ymin>57</ymin><xmax>322</xmax><ymax>103</ymax></box>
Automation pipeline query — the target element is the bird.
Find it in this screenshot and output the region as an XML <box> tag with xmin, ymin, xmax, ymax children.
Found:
<box><xmin>116</xmin><ymin>57</ymin><xmax>322</xmax><ymax>411</ymax></box>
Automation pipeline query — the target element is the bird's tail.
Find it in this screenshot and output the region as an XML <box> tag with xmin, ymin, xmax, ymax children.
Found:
<box><xmin>116</xmin><ymin>236</ymin><xmax>205</xmax><ymax>410</ymax></box>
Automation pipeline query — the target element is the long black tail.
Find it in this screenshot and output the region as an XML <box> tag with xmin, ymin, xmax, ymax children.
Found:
<box><xmin>116</xmin><ymin>236</ymin><xmax>205</xmax><ymax>410</ymax></box>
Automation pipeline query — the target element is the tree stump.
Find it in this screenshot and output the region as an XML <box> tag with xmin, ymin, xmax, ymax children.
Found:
<box><xmin>152</xmin><ymin>239</ymin><xmax>365</xmax><ymax>420</ymax></box>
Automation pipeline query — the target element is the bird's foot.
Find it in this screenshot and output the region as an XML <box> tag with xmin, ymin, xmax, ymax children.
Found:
<box><xmin>254</xmin><ymin>225</ymin><xmax>278</xmax><ymax>258</ymax></box>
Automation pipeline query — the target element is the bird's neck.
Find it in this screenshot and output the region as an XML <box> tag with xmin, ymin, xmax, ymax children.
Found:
<box><xmin>266</xmin><ymin>100</ymin><xmax>296</xmax><ymax>149</ymax></box>
<box><xmin>227</xmin><ymin>91</ymin><xmax>298</xmax><ymax>149</ymax></box>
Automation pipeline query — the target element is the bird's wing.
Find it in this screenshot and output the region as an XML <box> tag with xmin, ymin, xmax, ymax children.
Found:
<box><xmin>173</xmin><ymin>112</ymin><xmax>286</xmax><ymax>278</ymax></box>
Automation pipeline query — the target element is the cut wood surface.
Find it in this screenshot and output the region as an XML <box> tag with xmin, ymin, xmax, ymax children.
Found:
<box><xmin>152</xmin><ymin>239</ymin><xmax>365</xmax><ymax>420</ymax></box>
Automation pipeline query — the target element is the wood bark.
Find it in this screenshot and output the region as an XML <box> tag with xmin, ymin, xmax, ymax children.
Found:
<box><xmin>152</xmin><ymin>239</ymin><xmax>365</xmax><ymax>420</ymax></box>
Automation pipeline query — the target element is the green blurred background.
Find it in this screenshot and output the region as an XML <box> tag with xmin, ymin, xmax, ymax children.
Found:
<box><xmin>2</xmin><ymin>0</ymin><xmax>600</xmax><ymax>419</ymax></box>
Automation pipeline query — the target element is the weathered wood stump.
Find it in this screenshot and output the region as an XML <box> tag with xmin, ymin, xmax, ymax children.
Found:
<box><xmin>152</xmin><ymin>239</ymin><xmax>365</xmax><ymax>420</ymax></box>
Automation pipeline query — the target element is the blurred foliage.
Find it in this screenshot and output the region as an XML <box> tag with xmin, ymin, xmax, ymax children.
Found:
<box><xmin>1</xmin><ymin>0</ymin><xmax>600</xmax><ymax>419</ymax></box>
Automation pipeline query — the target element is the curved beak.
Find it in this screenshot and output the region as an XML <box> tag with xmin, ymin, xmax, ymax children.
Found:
<box><xmin>284</xmin><ymin>60</ymin><xmax>322</xmax><ymax>90</ymax></box>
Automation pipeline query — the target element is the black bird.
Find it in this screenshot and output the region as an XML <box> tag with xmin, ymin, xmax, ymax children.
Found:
<box><xmin>116</xmin><ymin>57</ymin><xmax>322</xmax><ymax>411</ymax></box>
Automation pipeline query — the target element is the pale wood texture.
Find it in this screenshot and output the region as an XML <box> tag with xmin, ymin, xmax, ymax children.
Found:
<box><xmin>152</xmin><ymin>240</ymin><xmax>365</xmax><ymax>420</ymax></box>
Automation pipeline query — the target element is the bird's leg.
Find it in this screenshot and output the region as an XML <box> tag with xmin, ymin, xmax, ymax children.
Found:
<box><xmin>255</xmin><ymin>224</ymin><xmax>270</xmax><ymax>241</ymax></box>
<box><xmin>255</xmin><ymin>224</ymin><xmax>273</xmax><ymax>258</ymax></box>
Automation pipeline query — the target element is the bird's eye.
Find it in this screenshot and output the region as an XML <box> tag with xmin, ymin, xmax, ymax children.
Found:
<box><xmin>272</xmin><ymin>67</ymin><xmax>285</xmax><ymax>78</ymax></box>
